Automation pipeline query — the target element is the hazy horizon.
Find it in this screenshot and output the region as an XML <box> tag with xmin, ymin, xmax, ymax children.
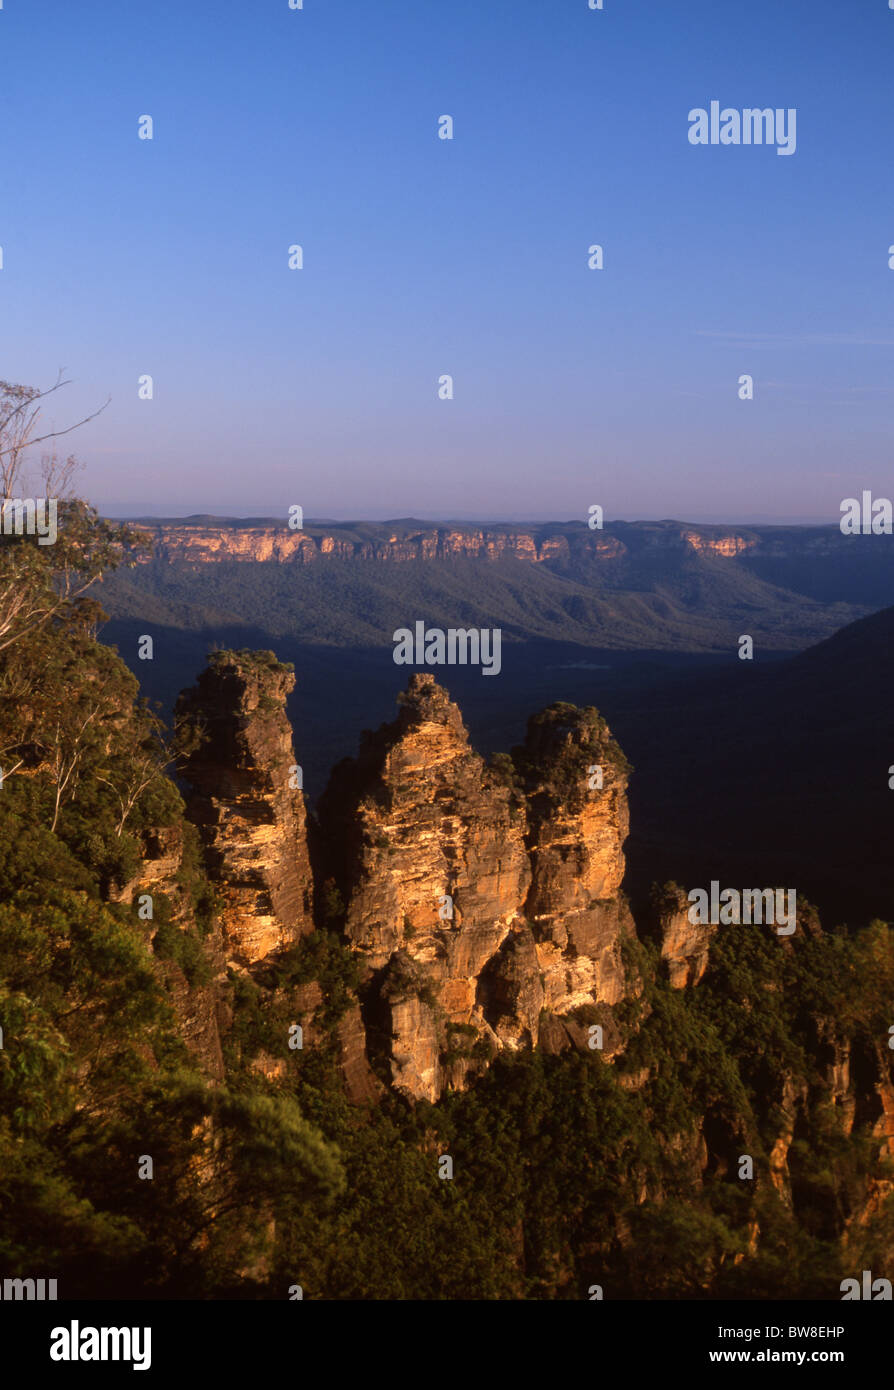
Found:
<box><xmin>100</xmin><ymin>504</ymin><xmax>845</xmax><ymax>528</ymax></box>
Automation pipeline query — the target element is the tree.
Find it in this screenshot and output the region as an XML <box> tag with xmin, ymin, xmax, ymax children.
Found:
<box><xmin>0</xmin><ymin>374</ymin><xmax>107</xmax><ymax>496</ymax></box>
<box><xmin>0</xmin><ymin>376</ymin><xmax>145</xmax><ymax>661</ymax></box>
<box><xmin>95</xmin><ymin>703</ymin><xmax>170</xmax><ymax>837</ymax></box>
<box><xmin>0</xmin><ymin>377</ymin><xmax>150</xmax><ymax>805</ymax></box>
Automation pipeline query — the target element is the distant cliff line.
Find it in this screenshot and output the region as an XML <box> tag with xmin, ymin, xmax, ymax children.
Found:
<box><xmin>120</xmin><ymin>516</ymin><xmax>851</xmax><ymax>567</ymax></box>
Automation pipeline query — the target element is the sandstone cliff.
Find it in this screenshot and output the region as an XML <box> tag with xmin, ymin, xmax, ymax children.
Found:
<box><xmin>317</xmin><ymin>675</ymin><xmax>532</xmax><ymax>1099</ymax></box>
<box><xmin>127</xmin><ymin>516</ymin><xmax>882</xmax><ymax>576</ymax></box>
<box><xmin>134</xmin><ymin>520</ymin><xmax>627</xmax><ymax>567</ymax></box>
<box><xmin>175</xmin><ymin>649</ymin><xmax>314</xmax><ymax>966</ymax></box>
<box><xmin>315</xmin><ymin>676</ymin><xmax>634</xmax><ymax>1100</ymax></box>
<box><xmin>655</xmin><ymin>883</ymin><xmax>716</xmax><ymax>989</ymax></box>
<box><xmin>127</xmin><ymin>513</ymin><xmax>803</xmax><ymax>574</ymax></box>
<box><xmin>516</xmin><ymin>703</ymin><xmax>634</xmax><ymax>1022</ymax></box>
<box><xmin>128</xmin><ymin>517</ymin><xmax>793</xmax><ymax>569</ymax></box>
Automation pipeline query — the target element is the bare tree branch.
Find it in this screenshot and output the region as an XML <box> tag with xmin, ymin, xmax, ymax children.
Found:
<box><xmin>0</xmin><ymin>373</ymin><xmax>109</xmax><ymax>497</ymax></box>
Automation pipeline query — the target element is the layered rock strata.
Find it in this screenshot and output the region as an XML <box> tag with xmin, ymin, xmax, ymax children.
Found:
<box><xmin>136</xmin><ymin>522</ymin><xmax>627</xmax><ymax>566</ymax></box>
<box><xmin>317</xmin><ymin>676</ymin><xmax>634</xmax><ymax>1100</ymax></box>
<box><xmin>517</xmin><ymin>703</ymin><xmax>634</xmax><ymax>1016</ymax></box>
<box><xmin>175</xmin><ymin>650</ymin><xmax>313</xmax><ymax>966</ymax></box>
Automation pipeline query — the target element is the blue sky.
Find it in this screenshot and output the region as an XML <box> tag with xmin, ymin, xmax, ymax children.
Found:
<box><xmin>2</xmin><ymin>0</ymin><xmax>893</xmax><ymax>522</ymax></box>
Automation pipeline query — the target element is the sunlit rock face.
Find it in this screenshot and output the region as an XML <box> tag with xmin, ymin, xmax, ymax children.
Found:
<box><xmin>681</xmin><ymin>530</ymin><xmax>756</xmax><ymax>557</ymax></box>
<box><xmin>174</xmin><ymin>653</ymin><xmax>637</xmax><ymax>1101</ymax></box>
<box><xmin>655</xmin><ymin>884</ymin><xmax>717</xmax><ymax>990</ymax></box>
<box><xmin>133</xmin><ymin>520</ymin><xmax>629</xmax><ymax>567</ymax></box>
<box><xmin>176</xmin><ymin>650</ymin><xmax>313</xmax><ymax>967</ymax></box>
<box><xmin>317</xmin><ymin>674</ymin><xmax>531</xmax><ymax>1100</ymax></box>
<box><xmin>316</xmin><ymin>677</ymin><xmax>634</xmax><ymax>1100</ymax></box>
<box><xmin>516</xmin><ymin>702</ymin><xmax>634</xmax><ymax>1018</ymax></box>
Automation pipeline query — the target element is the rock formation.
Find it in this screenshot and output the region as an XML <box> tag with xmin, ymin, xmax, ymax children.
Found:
<box><xmin>129</xmin><ymin>517</ymin><xmax>802</xmax><ymax>570</ymax></box>
<box><xmin>170</xmin><ymin>660</ymin><xmax>640</xmax><ymax>1102</ymax></box>
<box><xmin>169</xmin><ymin>643</ymin><xmax>894</xmax><ymax>1242</ymax></box>
<box><xmin>516</xmin><ymin>703</ymin><xmax>634</xmax><ymax>1017</ymax></box>
<box><xmin>315</xmin><ymin>676</ymin><xmax>634</xmax><ymax>1100</ymax></box>
<box><xmin>134</xmin><ymin>520</ymin><xmax>627</xmax><ymax>567</ymax></box>
<box><xmin>656</xmin><ymin>883</ymin><xmax>716</xmax><ymax>989</ymax></box>
<box><xmin>317</xmin><ymin>675</ymin><xmax>532</xmax><ymax>1100</ymax></box>
<box><xmin>125</xmin><ymin>646</ymin><xmax>894</xmax><ymax>1291</ymax></box>
<box><xmin>175</xmin><ymin>649</ymin><xmax>313</xmax><ymax>966</ymax></box>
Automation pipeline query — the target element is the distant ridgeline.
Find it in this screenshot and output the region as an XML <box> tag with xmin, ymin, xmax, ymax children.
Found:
<box><xmin>2</xmin><ymin>502</ymin><xmax>894</xmax><ymax>1300</ymax></box>
<box><xmin>124</xmin><ymin>512</ymin><xmax>883</xmax><ymax>574</ymax></box>
<box><xmin>98</xmin><ymin>515</ymin><xmax>894</xmax><ymax>653</ymax></box>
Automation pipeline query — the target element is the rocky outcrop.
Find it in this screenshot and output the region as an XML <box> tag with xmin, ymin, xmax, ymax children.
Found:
<box><xmin>656</xmin><ymin>883</ymin><xmax>716</xmax><ymax>988</ymax></box>
<box><xmin>316</xmin><ymin>676</ymin><xmax>634</xmax><ymax>1100</ymax></box>
<box><xmin>516</xmin><ymin>703</ymin><xmax>634</xmax><ymax>1019</ymax></box>
<box><xmin>169</xmin><ymin>660</ymin><xmax>638</xmax><ymax>1102</ymax></box>
<box><xmin>175</xmin><ymin>650</ymin><xmax>313</xmax><ymax>966</ymax></box>
<box><xmin>318</xmin><ymin>675</ymin><xmax>532</xmax><ymax>1100</ymax></box>
<box><xmin>107</xmin><ymin>820</ymin><xmax>228</xmax><ymax>1080</ymax></box>
<box><xmin>681</xmin><ymin>530</ymin><xmax>756</xmax><ymax>557</ymax></box>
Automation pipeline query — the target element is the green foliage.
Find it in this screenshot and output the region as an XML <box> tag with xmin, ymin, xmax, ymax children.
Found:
<box><xmin>512</xmin><ymin>701</ymin><xmax>632</xmax><ymax>809</ymax></box>
<box><xmin>487</xmin><ymin>751</ymin><xmax>523</xmax><ymax>796</ymax></box>
<box><xmin>272</xmin><ymin>930</ymin><xmax>362</xmax><ymax>1025</ymax></box>
<box><xmin>223</xmin><ymin>931</ymin><xmax>362</xmax><ymax>1072</ymax></box>
<box><xmin>152</xmin><ymin>918</ymin><xmax>213</xmax><ymax>987</ymax></box>
<box><xmin>319</xmin><ymin>879</ymin><xmax>345</xmax><ymax>928</ymax></box>
<box><xmin>2</xmin><ymin>482</ymin><xmax>894</xmax><ymax>1299</ymax></box>
<box><xmin>441</xmin><ymin>1021</ymin><xmax>479</xmax><ymax>1066</ymax></box>
<box><xmin>208</xmin><ymin>647</ymin><xmax>294</xmax><ymax>677</ymax></box>
<box><xmin>0</xmin><ymin>492</ymin><xmax>344</xmax><ymax>1296</ymax></box>
<box><xmin>99</xmin><ymin>523</ymin><xmax>861</xmax><ymax>657</ymax></box>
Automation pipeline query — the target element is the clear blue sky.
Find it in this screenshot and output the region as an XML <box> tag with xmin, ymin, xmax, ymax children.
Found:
<box><xmin>2</xmin><ymin>0</ymin><xmax>893</xmax><ymax>522</ymax></box>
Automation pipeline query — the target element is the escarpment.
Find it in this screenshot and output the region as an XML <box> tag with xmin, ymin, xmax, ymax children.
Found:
<box><xmin>135</xmin><ymin>520</ymin><xmax>628</xmax><ymax>567</ymax></box>
<box><xmin>128</xmin><ymin>517</ymin><xmax>782</xmax><ymax>571</ymax></box>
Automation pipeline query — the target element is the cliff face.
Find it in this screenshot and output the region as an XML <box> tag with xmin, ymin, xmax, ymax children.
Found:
<box><xmin>175</xmin><ymin>650</ymin><xmax>314</xmax><ymax>966</ymax></box>
<box><xmin>136</xmin><ymin>521</ymin><xmax>626</xmax><ymax>567</ymax></box>
<box><xmin>127</xmin><ymin>514</ymin><xmax>881</xmax><ymax>577</ymax></box>
<box><xmin>171</xmin><ymin>661</ymin><xmax>637</xmax><ymax>1102</ymax></box>
<box><xmin>318</xmin><ymin>676</ymin><xmax>533</xmax><ymax>1099</ymax></box>
<box><xmin>134</xmin><ymin>513</ymin><xmax>867</xmax><ymax>573</ymax></box>
<box><xmin>131</xmin><ymin>518</ymin><xmax>779</xmax><ymax>569</ymax></box>
<box><xmin>680</xmin><ymin>530</ymin><xmax>756</xmax><ymax>557</ymax></box>
<box><xmin>518</xmin><ymin>705</ymin><xmax>633</xmax><ymax>1019</ymax></box>
<box><xmin>657</xmin><ymin>884</ymin><xmax>716</xmax><ymax>989</ymax></box>
<box><xmin>316</xmin><ymin>676</ymin><xmax>633</xmax><ymax>1100</ymax></box>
